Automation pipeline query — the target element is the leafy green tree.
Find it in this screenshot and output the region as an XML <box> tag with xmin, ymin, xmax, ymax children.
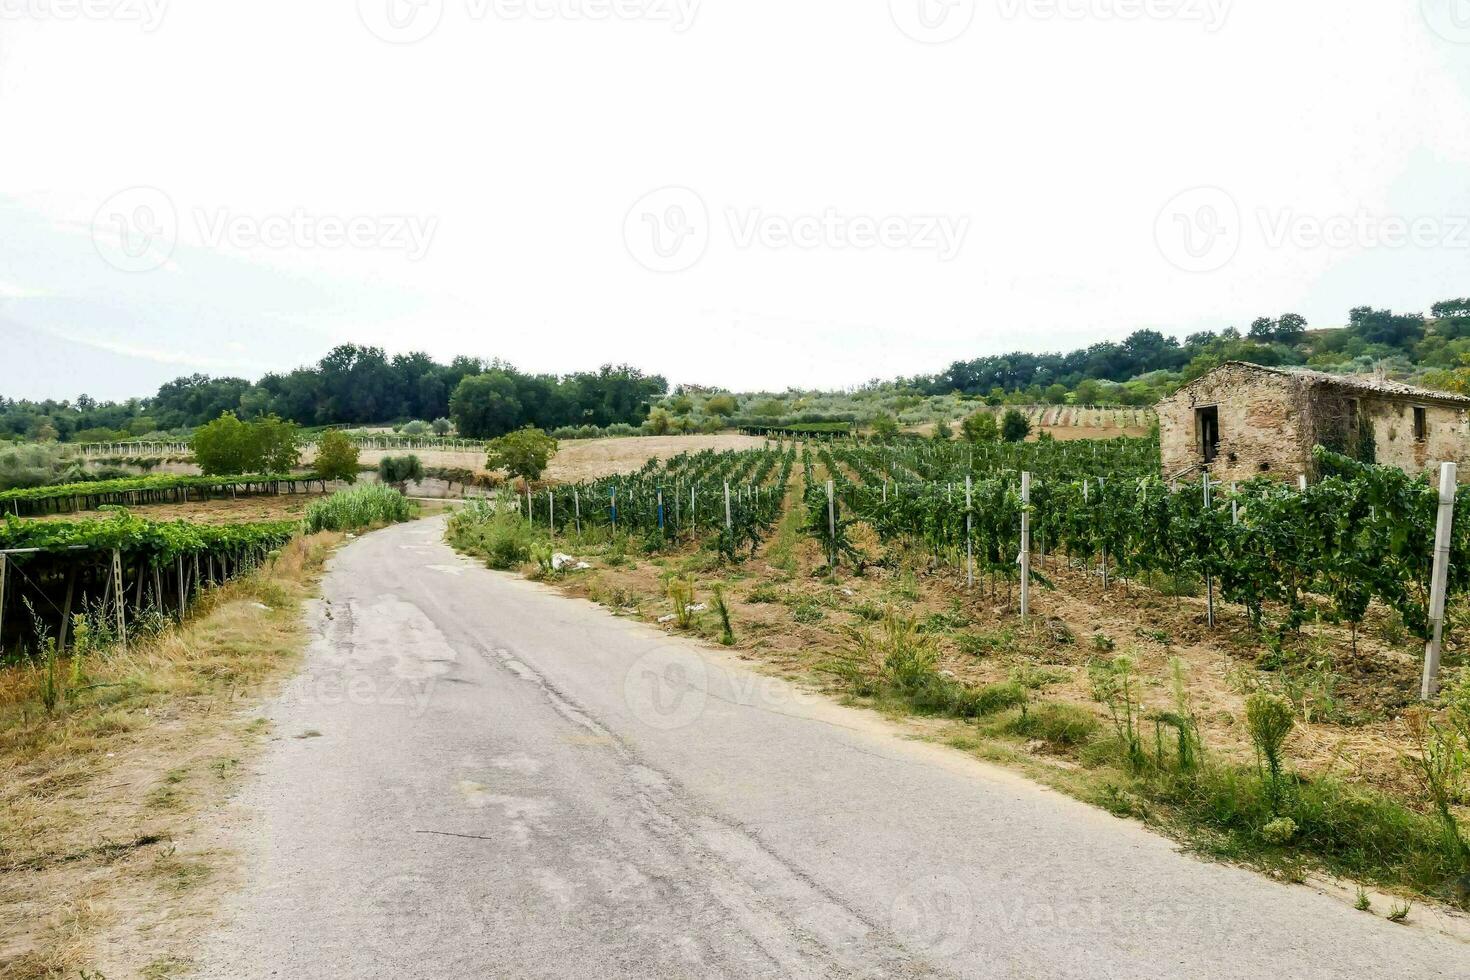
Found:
<box><xmin>870</xmin><ymin>414</ymin><xmax>900</xmax><ymax>440</ymax></box>
<box><xmin>1275</xmin><ymin>313</ymin><xmax>1308</xmax><ymax>344</ymax></box>
<box><xmin>450</xmin><ymin>372</ymin><xmax>524</xmax><ymax>438</ymax></box>
<box><xmin>378</xmin><ymin>454</ymin><xmax>424</xmax><ymax>492</ymax></box>
<box><xmin>933</xmin><ymin>420</ymin><xmax>953</xmax><ymax>441</ymax></box>
<box><xmin>486</xmin><ymin>427</ymin><xmax>558</xmax><ymax>482</ymax></box>
<box><xmin>193</xmin><ymin>412</ymin><xmax>297</xmax><ymax>475</ymax></box>
<box><xmin>315</xmin><ymin>429</ymin><xmax>360</xmax><ymax>483</ymax></box>
<box><xmin>703</xmin><ymin>394</ymin><xmax>738</xmax><ymax>417</ymax></box>
<box><xmin>961</xmin><ymin>410</ymin><xmax>998</xmax><ymax>443</ymax></box>
<box><xmin>431</xmin><ymin>417</ymin><xmax>452</xmax><ymax>436</ymax></box>
<box><xmin>254</xmin><ymin>415</ymin><xmax>301</xmax><ymax>472</ymax></box>
<box><xmin>644</xmin><ymin>408</ymin><xmax>673</xmax><ymax>435</ymax></box>
<box><xmin>1000</xmin><ymin>409</ymin><xmax>1031</xmax><ymax>443</ymax></box>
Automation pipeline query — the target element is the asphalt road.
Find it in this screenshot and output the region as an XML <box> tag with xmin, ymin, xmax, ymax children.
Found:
<box><xmin>197</xmin><ymin>517</ymin><xmax>1469</xmax><ymax>978</ymax></box>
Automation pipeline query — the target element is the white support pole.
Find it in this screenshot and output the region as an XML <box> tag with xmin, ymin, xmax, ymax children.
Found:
<box><xmin>112</xmin><ymin>548</ymin><xmax>127</xmax><ymax>654</ymax></box>
<box><xmin>1298</xmin><ymin>474</ymin><xmax>1308</xmax><ymax>491</ymax></box>
<box><xmin>1020</xmin><ymin>472</ymin><xmax>1031</xmax><ymax>622</ymax></box>
<box><xmin>1231</xmin><ymin>482</ymin><xmax>1239</xmax><ymax>525</ymax></box>
<box><xmin>829</xmin><ymin>478</ymin><xmax>840</xmax><ymax>549</ymax></box>
<box><xmin>723</xmin><ymin>482</ymin><xmax>732</xmax><ymax>531</ymax></box>
<box><xmin>1422</xmin><ymin>462</ymin><xmax>1457</xmax><ymax>699</ymax></box>
<box><xmin>574</xmin><ymin>488</ymin><xmax>581</xmax><ymax>536</ymax></box>
<box><xmin>548</xmin><ymin>491</ymin><xmax>555</xmax><ymax>539</ymax></box>
<box><xmin>965</xmin><ymin>475</ymin><xmax>974</xmax><ymax>589</ymax></box>
<box><xmin>1203</xmin><ymin>473</ymin><xmax>1214</xmax><ymax>628</ymax></box>
<box><xmin>0</xmin><ymin>555</ymin><xmax>6</xmax><ymax>651</ymax></box>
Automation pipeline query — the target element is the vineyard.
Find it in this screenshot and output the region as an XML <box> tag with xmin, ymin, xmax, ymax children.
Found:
<box><xmin>447</xmin><ymin>433</ymin><xmax>1470</xmax><ymax>701</ymax></box>
<box><xmin>517</xmin><ymin>446</ymin><xmax>796</xmax><ymax>560</ymax></box>
<box><xmin>0</xmin><ymin>512</ymin><xmax>298</xmax><ymax>657</ymax></box>
<box><xmin>794</xmin><ymin>439</ymin><xmax>1469</xmax><ymax>691</ymax></box>
<box><xmin>0</xmin><ymin>472</ymin><xmax>329</xmax><ymax>517</ymax></box>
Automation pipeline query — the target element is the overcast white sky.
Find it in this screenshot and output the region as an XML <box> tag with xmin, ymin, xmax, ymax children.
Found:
<box><xmin>3</xmin><ymin>1</ymin><xmax>1470</xmax><ymax>400</ymax></box>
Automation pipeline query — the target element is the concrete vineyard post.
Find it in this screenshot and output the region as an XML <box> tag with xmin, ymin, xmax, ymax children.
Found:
<box><xmin>1298</xmin><ymin>475</ymin><xmax>1308</xmax><ymax>491</ymax></box>
<box><xmin>1422</xmin><ymin>461</ymin><xmax>1457</xmax><ymax>700</ymax></box>
<box><xmin>574</xmin><ymin>488</ymin><xmax>581</xmax><ymax>536</ymax></box>
<box><xmin>1020</xmin><ymin>471</ymin><xmax>1031</xmax><ymax>622</ymax></box>
<box><xmin>723</xmin><ymin>482</ymin><xmax>732</xmax><ymax>531</ymax></box>
<box><xmin>1203</xmin><ymin>474</ymin><xmax>1214</xmax><ymax>628</ymax></box>
<box><xmin>0</xmin><ymin>555</ymin><xmax>6</xmax><ymax>652</ymax></box>
<box><xmin>549</xmin><ymin>491</ymin><xmax>555</xmax><ymax>539</ymax></box>
<box><xmin>826</xmin><ymin>480</ymin><xmax>836</xmax><ymax>540</ymax></box>
<box><xmin>965</xmin><ymin>475</ymin><xmax>974</xmax><ymax>589</ymax></box>
<box><xmin>112</xmin><ymin>548</ymin><xmax>127</xmax><ymax>654</ymax></box>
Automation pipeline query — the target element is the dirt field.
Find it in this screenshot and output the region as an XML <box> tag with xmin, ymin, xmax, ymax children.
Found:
<box><xmin>29</xmin><ymin>493</ymin><xmax>325</xmax><ymax>525</ymax></box>
<box><xmin>306</xmin><ymin>433</ymin><xmax>768</xmax><ymax>485</ymax></box>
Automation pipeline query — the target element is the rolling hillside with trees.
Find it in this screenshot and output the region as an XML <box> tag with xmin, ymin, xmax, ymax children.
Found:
<box><xmin>6</xmin><ymin>299</ymin><xmax>1470</xmax><ymax>444</ymax></box>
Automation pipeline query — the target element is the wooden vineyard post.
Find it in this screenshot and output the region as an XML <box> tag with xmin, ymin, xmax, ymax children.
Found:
<box><xmin>1203</xmin><ymin>474</ymin><xmax>1215</xmax><ymax>628</ymax></box>
<box><xmin>112</xmin><ymin>549</ymin><xmax>127</xmax><ymax>654</ymax></box>
<box><xmin>1020</xmin><ymin>471</ymin><xmax>1031</xmax><ymax>622</ymax></box>
<box><xmin>965</xmin><ymin>475</ymin><xmax>974</xmax><ymax>590</ymax></box>
<box><xmin>1422</xmin><ymin>462</ymin><xmax>1457</xmax><ymax>700</ymax></box>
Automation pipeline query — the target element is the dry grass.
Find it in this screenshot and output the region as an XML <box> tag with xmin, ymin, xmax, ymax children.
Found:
<box><xmin>0</xmin><ymin>532</ymin><xmax>340</xmax><ymax>979</ymax></box>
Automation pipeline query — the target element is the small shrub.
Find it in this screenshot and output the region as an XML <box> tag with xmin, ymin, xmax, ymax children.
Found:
<box><xmin>1261</xmin><ymin>816</ymin><xmax>1298</xmax><ymax>845</ymax></box>
<box><xmin>711</xmin><ymin>584</ymin><xmax>735</xmax><ymax>645</ymax></box>
<box><xmin>1354</xmin><ymin>885</ymin><xmax>1372</xmax><ymax>912</ymax></box>
<box><xmin>1388</xmin><ymin>900</ymin><xmax>1412</xmax><ymax>923</ymax></box>
<box><xmin>446</xmin><ymin>498</ymin><xmax>541</xmax><ymax>569</ymax></box>
<box><xmin>377</xmin><ymin>454</ymin><xmax>424</xmax><ymax>492</ymax></box>
<box><xmin>1246</xmin><ymin>692</ymin><xmax>1295</xmax><ymax>808</ymax></box>
<box><xmin>1007</xmin><ymin>702</ymin><xmax>1099</xmax><ymax>748</ymax></box>
<box><xmin>746</xmin><ymin>584</ymin><xmax>781</xmax><ymax>604</ymax></box>
<box><xmin>957</xmin><ymin>628</ymin><xmax>1014</xmax><ymax>656</ymax></box>
<box><xmin>791</xmin><ymin>601</ymin><xmax>825</xmax><ymax>625</ymax></box>
<box><xmin>669</xmin><ymin>576</ymin><xmax>696</xmax><ymax>629</ymax></box>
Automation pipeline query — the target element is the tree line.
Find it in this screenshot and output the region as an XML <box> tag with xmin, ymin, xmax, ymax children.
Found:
<box><xmin>906</xmin><ymin>299</ymin><xmax>1470</xmax><ymax>404</ymax></box>
<box><xmin>0</xmin><ymin>345</ymin><xmax>667</xmax><ymax>442</ymax></box>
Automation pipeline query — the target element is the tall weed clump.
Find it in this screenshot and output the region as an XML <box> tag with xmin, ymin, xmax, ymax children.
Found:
<box><xmin>446</xmin><ymin>496</ymin><xmax>544</xmax><ymax>570</ymax></box>
<box><xmin>305</xmin><ymin>483</ymin><xmax>414</xmax><ymax>532</ymax></box>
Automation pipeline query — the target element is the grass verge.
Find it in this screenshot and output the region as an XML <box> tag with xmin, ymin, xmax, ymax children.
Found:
<box><xmin>0</xmin><ymin>531</ymin><xmax>340</xmax><ymax>979</ymax></box>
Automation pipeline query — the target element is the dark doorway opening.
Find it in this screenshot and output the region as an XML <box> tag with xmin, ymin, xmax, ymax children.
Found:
<box><xmin>1196</xmin><ymin>406</ymin><xmax>1220</xmax><ymax>463</ymax></box>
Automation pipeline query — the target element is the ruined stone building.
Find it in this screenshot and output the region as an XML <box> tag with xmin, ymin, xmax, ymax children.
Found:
<box><xmin>1158</xmin><ymin>361</ymin><xmax>1470</xmax><ymax>484</ymax></box>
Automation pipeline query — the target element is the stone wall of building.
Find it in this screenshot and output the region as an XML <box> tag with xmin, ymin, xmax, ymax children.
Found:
<box><xmin>1160</xmin><ymin>364</ymin><xmax>1470</xmax><ymax>483</ymax></box>
<box><xmin>1159</xmin><ymin>364</ymin><xmax>1315</xmax><ymax>484</ymax></box>
<box><xmin>1359</xmin><ymin>398</ymin><xmax>1470</xmax><ymax>478</ymax></box>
